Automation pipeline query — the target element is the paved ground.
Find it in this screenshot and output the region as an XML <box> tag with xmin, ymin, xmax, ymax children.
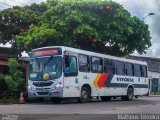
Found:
<box><xmin>0</xmin><ymin>96</ymin><xmax>160</xmax><ymax>120</ymax></box>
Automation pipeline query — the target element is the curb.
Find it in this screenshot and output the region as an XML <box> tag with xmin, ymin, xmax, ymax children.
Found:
<box><xmin>148</xmin><ymin>95</ymin><xmax>160</xmax><ymax>97</ymax></box>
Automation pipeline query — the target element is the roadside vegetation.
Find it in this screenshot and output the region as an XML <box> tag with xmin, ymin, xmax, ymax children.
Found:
<box><xmin>0</xmin><ymin>58</ymin><xmax>24</xmax><ymax>103</ymax></box>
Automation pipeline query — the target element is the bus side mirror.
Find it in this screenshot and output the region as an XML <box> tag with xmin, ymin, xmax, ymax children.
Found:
<box><xmin>64</xmin><ymin>55</ymin><xmax>71</xmax><ymax>64</ymax></box>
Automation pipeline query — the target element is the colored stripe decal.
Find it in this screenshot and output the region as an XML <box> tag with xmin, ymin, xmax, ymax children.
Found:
<box><xmin>93</xmin><ymin>74</ymin><xmax>101</xmax><ymax>88</ymax></box>
<box><xmin>106</xmin><ymin>74</ymin><xmax>113</xmax><ymax>86</ymax></box>
<box><xmin>93</xmin><ymin>74</ymin><xmax>148</xmax><ymax>88</ymax></box>
<box><xmin>98</xmin><ymin>74</ymin><xmax>108</xmax><ymax>87</ymax></box>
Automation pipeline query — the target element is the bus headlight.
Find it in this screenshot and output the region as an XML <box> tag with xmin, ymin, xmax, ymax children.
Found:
<box><xmin>28</xmin><ymin>85</ymin><xmax>35</xmax><ymax>91</ymax></box>
<box><xmin>52</xmin><ymin>83</ymin><xmax>62</xmax><ymax>90</ymax></box>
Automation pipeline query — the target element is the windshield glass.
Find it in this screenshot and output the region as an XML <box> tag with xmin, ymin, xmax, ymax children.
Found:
<box><xmin>29</xmin><ymin>56</ymin><xmax>62</xmax><ymax>81</ymax></box>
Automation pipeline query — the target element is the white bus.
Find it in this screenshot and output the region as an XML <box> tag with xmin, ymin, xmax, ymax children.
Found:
<box><xmin>28</xmin><ymin>46</ymin><xmax>148</xmax><ymax>103</ymax></box>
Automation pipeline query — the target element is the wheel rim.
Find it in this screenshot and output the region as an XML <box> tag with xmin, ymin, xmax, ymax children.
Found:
<box><xmin>128</xmin><ymin>89</ymin><xmax>133</xmax><ymax>99</ymax></box>
<box><xmin>81</xmin><ymin>90</ymin><xmax>88</xmax><ymax>101</ymax></box>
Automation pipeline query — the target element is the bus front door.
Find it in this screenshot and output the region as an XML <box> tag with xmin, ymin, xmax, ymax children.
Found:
<box><xmin>63</xmin><ymin>55</ymin><xmax>80</xmax><ymax>97</ymax></box>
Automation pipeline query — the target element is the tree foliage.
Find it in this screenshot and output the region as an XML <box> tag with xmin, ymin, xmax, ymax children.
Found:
<box><xmin>0</xmin><ymin>3</ymin><xmax>48</xmax><ymax>44</ymax></box>
<box><xmin>0</xmin><ymin>0</ymin><xmax>151</xmax><ymax>56</ymax></box>
<box><xmin>3</xmin><ymin>58</ymin><xmax>24</xmax><ymax>98</ymax></box>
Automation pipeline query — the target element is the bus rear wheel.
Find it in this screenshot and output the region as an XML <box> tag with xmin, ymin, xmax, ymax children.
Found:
<box><xmin>122</xmin><ymin>87</ymin><xmax>134</xmax><ymax>101</ymax></box>
<box><xmin>126</xmin><ymin>87</ymin><xmax>134</xmax><ymax>101</ymax></box>
<box><xmin>78</xmin><ymin>87</ymin><xmax>90</xmax><ymax>103</ymax></box>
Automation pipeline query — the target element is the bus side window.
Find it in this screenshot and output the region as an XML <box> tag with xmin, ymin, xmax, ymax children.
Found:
<box><xmin>133</xmin><ymin>64</ymin><xmax>141</xmax><ymax>77</ymax></box>
<box><xmin>104</xmin><ymin>58</ymin><xmax>115</xmax><ymax>74</ymax></box>
<box><xmin>125</xmin><ymin>62</ymin><xmax>133</xmax><ymax>76</ymax></box>
<box><xmin>115</xmin><ymin>60</ymin><xmax>125</xmax><ymax>75</ymax></box>
<box><xmin>91</xmin><ymin>57</ymin><xmax>103</xmax><ymax>73</ymax></box>
<box><xmin>64</xmin><ymin>55</ymin><xmax>78</xmax><ymax>76</ymax></box>
<box><xmin>142</xmin><ymin>65</ymin><xmax>147</xmax><ymax>78</ymax></box>
<box><xmin>78</xmin><ymin>54</ymin><xmax>90</xmax><ymax>72</ymax></box>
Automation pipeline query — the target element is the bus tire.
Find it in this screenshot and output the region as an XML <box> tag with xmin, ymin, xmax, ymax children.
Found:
<box><xmin>51</xmin><ymin>98</ymin><xmax>62</xmax><ymax>104</ymax></box>
<box><xmin>101</xmin><ymin>96</ymin><xmax>111</xmax><ymax>101</ymax></box>
<box><xmin>126</xmin><ymin>87</ymin><xmax>134</xmax><ymax>101</ymax></box>
<box><xmin>78</xmin><ymin>87</ymin><xmax>90</xmax><ymax>103</ymax></box>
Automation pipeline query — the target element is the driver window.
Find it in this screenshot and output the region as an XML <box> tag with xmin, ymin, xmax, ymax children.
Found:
<box><xmin>64</xmin><ymin>55</ymin><xmax>78</xmax><ymax>76</ymax></box>
<box><xmin>70</xmin><ymin>57</ymin><xmax>77</xmax><ymax>72</ymax></box>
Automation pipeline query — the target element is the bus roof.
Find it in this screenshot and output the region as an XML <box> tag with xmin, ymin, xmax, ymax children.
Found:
<box><xmin>32</xmin><ymin>46</ymin><xmax>147</xmax><ymax>65</ymax></box>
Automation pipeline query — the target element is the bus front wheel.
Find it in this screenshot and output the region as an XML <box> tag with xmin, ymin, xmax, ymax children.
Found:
<box><xmin>78</xmin><ymin>87</ymin><xmax>90</xmax><ymax>103</ymax></box>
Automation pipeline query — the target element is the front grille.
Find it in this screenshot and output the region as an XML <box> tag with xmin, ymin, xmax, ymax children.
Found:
<box><xmin>36</xmin><ymin>88</ymin><xmax>50</xmax><ymax>91</ymax></box>
<box><xmin>37</xmin><ymin>92</ymin><xmax>49</xmax><ymax>95</ymax></box>
<box><xmin>33</xmin><ymin>81</ymin><xmax>53</xmax><ymax>87</ymax></box>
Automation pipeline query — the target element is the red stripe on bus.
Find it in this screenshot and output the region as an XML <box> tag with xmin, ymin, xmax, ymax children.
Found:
<box><xmin>97</xmin><ymin>74</ymin><xmax>108</xmax><ymax>87</ymax></box>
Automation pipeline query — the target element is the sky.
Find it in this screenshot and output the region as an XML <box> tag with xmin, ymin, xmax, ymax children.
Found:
<box><xmin>0</xmin><ymin>0</ymin><xmax>160</xmax><ymax>58</ymax></box>
<box><xmin>114</xmin><ymin>0</ymin><xmax>160</xmax><ymax>58</ymax></box>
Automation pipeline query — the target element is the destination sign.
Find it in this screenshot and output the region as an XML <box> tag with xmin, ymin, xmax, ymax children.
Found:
<box><xmin>34</xmin><ymin>48</ymin><xmax>62</xmax><ymax>56</ymax></box>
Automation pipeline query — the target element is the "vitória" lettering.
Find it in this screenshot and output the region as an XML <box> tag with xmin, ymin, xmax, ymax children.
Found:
<box><xmin>117</xmin><ymin>77</ymin><xmax>134</xmax><ymax>82</ymax></box>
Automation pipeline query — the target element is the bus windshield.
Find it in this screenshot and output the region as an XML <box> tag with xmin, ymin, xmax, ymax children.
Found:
<box><xmin>29</xmin><ymin>56</ymin><xmax>62</xmax><ymax>81</ymax></box>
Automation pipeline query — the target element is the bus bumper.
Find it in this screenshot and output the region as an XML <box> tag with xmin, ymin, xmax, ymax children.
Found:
<box><xmin>28</xmin><ymin>87</ymin><xmax>63</xmax><ymax>98</ymax></box>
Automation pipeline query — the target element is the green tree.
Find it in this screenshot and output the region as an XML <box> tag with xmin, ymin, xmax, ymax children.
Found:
<box><xmin>3</xmin><ymin>58</ymin><xmax>24</xmax><ymax>99</ymax></box>
<box><xmin>0</xmin><ymin>0</ymin><xmax>151</xmax><ymax>56</ymax></box>
<box><xmin>0</xmin><ymin>3</ymin><xmax>48</xmax><ymax>53</ymax></box>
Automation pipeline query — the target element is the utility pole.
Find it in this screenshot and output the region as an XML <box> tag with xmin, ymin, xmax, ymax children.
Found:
<box><xmin>142</xmin><ymin>13</ymin><xmax>155</xmax><ymax>94</ymax></box>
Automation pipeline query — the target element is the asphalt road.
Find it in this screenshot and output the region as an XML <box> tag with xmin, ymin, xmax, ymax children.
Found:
<box><xmin>0</xmin><ymin>96</ymin><xmax>160</xmax><ymax>120</ymax></box>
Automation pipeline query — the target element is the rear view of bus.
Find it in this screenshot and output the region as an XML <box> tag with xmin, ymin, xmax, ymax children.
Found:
<box><xmin>28</xmin><ymin>47</ymin><xmax>63</xmax><ymax>103</ymax></box>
